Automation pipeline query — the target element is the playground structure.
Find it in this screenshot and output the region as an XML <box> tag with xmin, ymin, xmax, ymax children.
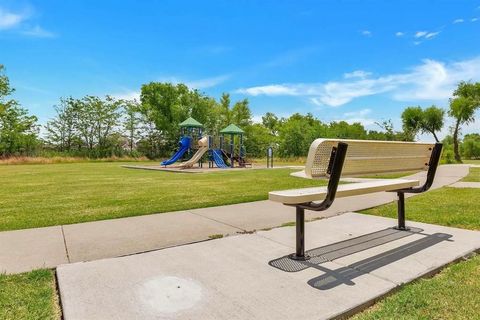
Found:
<box><xmin>160</xmin><ymin>117</ymin><xmax>203</xmax><ymax>167</ymax></box>
<box><xmin>161</xmin><ymin>117</ymin><xmax>251</xmax><ymax>170</ymax></box>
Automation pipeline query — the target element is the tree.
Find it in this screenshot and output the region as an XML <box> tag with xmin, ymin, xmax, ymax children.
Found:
<box><xmin>401</xmin><ymin>105</ymin><xmax>444</xmax><ymax>142</ymax></box>
<box><xmin>421</xmin><ymin>105</ymin><xmax>445</xmax><ymax>142</ymax></box>
<box><xmin>449</xmin><ymin>81</ymin><xmax>480</xmax><ymax>162</ymax></box>
<box><xmin>462</xmin><ymin>134</ymin><xmax>480</xmax><ymax>159</ymax></box>
<box><xmin>401</xmin><ymin>106</ymin><xmax>423</xmax><ymax>140</ymax></box>
<box><xmin>74</xmin><ymin>95</ymin><xmax>122</xmax><ymax>155</ymax></box>
<box><xmin>262</xmin><ymin>112</ymin><xmax>279</xmax><ymax>135</ymax></box>
<box><xmin>45</xmin><ymin>98</ymin><xmax>78</xmax><ymax>151</ymax></box>
<box><xmin>123</xmin><ymin>100</ymin><xmax>142</xmax><ymax>153</ymax></box>
<box><xmin>0</xmin><ymin>65</ymin><xmax>39</xmax><ymax>156</ymax></box>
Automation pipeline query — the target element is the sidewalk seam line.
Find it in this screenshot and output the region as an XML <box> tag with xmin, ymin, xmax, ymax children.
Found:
<box><xmin>61</xmin><ymin>225</ymin><xmax>71</xmax><ymax>263</ymax></box>
<box><xmin>187</xmin><ymin>210</ymin><xmax>247</xmax><ymax>233</ymax></box>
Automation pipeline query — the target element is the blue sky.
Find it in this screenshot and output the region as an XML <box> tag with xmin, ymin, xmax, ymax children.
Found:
<box><xmin>1</xmin><ymin>0</ymin><xmax>480</xmax><ymax>139</ymax></box>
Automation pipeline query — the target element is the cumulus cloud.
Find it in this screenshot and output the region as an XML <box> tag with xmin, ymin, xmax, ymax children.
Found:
<box><xmin>0</xmin><ymin>5</ymin><xmax>55</xmax><ymax>37</ymax></box>
<box><xmin>472</xmin><ymin>18</ymin><xmax>478</xmax><ymax>22</ymax></box>
<box><xmin>395</xmin><ymin>32</ymin><xmax>405</xmax><ymax>37</ymax></box>
<box><xmin>343</xmin><ymin>70</ymin><xmax>372</xmax><ymax>79</ymax></box>
<box><xmin>453</xmin><ymin>18</ymin><xmax>464</xmax><ymax>24</ymax></box>
<box><xmin>0</xmin><ymin>7</ymin><xmax>27</xmax><ymax>29</ymax></box>
<box><xmin>236</xmin><ymin>56</ymin><xmax>480</xmax><ymax>107</ymax></box>
<box><xmin>335</xmin><ymin>108</ymin><xmax>376</xmax><ymax>126</ymax></box>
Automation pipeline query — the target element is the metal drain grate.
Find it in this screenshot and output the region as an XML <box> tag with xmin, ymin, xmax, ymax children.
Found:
<box><xmin>269</xmin><ymin>227</ymin><xmax>423</xmax><ymax>272</ymax></box>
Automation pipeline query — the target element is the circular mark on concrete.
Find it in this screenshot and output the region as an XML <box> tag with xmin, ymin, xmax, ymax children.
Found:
<box><xmin>137</xmin><ymin>276</ymin><xmax>203</xmax><ymax>314</ymax></box>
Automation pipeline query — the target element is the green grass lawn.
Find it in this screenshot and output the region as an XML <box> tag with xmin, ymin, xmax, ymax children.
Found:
<box><xmin>361</xmin><ymin>187</ymin><xmax>480</xmax><ymax>230</ymax></box>
<box><xmin>352</xmin><ymin>254</ymin><xmax>480</xmax><ymax>320</ymax></box>
<box><xmin>0</xmin><ymin>162</ymin><xmax>323</xmax><ymax>231</ymax></box>
<box><xmin>0</xmin><ymin>270</ymin><xmax>60</xmax><ymax>320</ymax></box>
<box><xmin>462</xmin><ymin>167</ymin><xmax>480</xmax><ymax>182</ymax></box>
<box><xmin>354</xmin><ymin>166</ymin><xmax>480</xmax><ymax>318</ymax></box>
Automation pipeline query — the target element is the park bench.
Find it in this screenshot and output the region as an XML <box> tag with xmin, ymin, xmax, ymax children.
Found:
<box><xmin>269</xmin><ymin>139</ymin><xmax>443</xmax><ymax>261</ymax></box>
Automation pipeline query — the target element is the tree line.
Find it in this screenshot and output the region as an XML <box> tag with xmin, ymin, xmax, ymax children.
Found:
<box><xmin>1</xmin><ymin>64</ymin><xmax>479</xmax><ymax>162</ymax></box>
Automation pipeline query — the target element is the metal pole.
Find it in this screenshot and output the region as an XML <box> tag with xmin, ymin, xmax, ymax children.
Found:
<box><xmin>291</xmin><ymin>207</ymin><xmax>309</xmax><ymax>260</ymax></box>
<box><xmin>396</xmin><ymin>192</ymin><xmax>407</xmax><ymax>230</ymax></box>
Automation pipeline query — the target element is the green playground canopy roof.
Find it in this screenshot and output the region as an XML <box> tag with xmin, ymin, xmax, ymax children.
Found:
<box><xmin>220</xmin><ymin>124</ymin><xmax>244</xmax><ymax>134</ymax></box>
<box><xmin>179</xmin><ymin>117</ymin><xmax>203</xmax><ymax>128</ymax></box>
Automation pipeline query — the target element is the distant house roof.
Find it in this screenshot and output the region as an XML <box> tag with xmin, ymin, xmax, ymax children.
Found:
<box><xmin>220</xmin><ymin>124</ymin><xmax>244</xmax><ymax>134</ymax></box>
<box><xmin>179</xmin><ymin>117</ymin><xmax>203</xmax><ymax>128</ymax></box>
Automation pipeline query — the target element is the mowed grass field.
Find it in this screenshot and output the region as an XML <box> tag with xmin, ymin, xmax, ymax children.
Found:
<box><xmin>354</xmin><ymin>166</ymin><xmax>480</xmax><ymax>319</ymax></box>
<box><xmin>0</xmin><ymin>162</ymin><xmax>322</xmax><ymax>231</ymax></box>
<box><xmin>1</xmin><ymin>164</ymin><xmax>478</xmax><ymax>320</ymax></box>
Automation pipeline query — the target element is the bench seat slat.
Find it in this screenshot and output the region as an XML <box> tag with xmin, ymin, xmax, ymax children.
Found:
<box><xmin>269</xmin><ymin>179</ymin><xmax>419</xmax><ymax>205</ymax></box>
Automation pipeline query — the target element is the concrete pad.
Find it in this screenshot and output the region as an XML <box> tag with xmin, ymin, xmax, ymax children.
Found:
<box><xmin>450</xmin><ymin>181</ymin><xmax>480</xmax><ymax>188</ymax></box>
<box><xmin>0</xmin><ymin>226</ymin><xmax>68</xmax><ymax>274</ymax></box>
<box><xmin>261</xmin><ymin>213</ymin><xmax>480</xmax><ymax>287</ymax></box>
<box><xmin>57</xmin><ymin>234</ymin><xmax>395</xmax><ymax>320</ymax></box>
<box><xmin>57</xmin><ymin>213</ymin><xmax>480</xmax><ymax>320</ymax></box>
<box><xmin>191</xmin><ymin>200</ymin><xmax>300</xmax><ymax>231</ymax></box>
<box><xmin>192</xmin><ymin>194</ymin><xmax>399</xmax><ymax>233</ymax></box>
<box><xmin>63</xmin><ymin>211</ymin><xmax>242</xmax><ymax>262</ymax></box>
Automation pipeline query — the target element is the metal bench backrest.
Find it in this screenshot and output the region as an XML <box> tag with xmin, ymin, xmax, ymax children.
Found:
<box><xmin>305</xmin><ymin>139</ymin><xmax>436</xmax><ymax>178</ymax></box>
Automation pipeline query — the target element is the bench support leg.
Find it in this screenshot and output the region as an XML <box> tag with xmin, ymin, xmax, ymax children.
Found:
<box><xmin>395</xmin><ymin>192</ymin><xmax>409</xmax><ymax>231</ymax></box>
<box><xmin>290</xmin><ymin>207</ymin><xmax>310</xmax><ymax>260</ymax></box>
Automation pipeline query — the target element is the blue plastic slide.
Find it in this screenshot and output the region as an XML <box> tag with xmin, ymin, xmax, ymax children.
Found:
<box><xmin>161</xmin><ymin>136</ymin><xmax>192</xmax><ymax>166</ymax></box>
<box><xmin>212</xmin><ymin>149</ymin><xmax>229</xmax><ymax>168</ymax></box>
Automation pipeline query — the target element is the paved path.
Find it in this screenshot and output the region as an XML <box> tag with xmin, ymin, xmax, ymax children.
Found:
<box><xmin>56</xmin><ymin>213</ymin><xmax>480</xmax><ymax>320</ymax></box>
<box><xmin>0</xmin><ymin>164</ymin><xmax>470</xmax><ymax>274</ymax></box>
<box><xmin>450</xmin><ymin>181</ymin><xmax>480</xmax><ymax>188</ymax></box>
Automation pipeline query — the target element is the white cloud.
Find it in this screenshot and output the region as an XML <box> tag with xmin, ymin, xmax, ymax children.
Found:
<box><xmin>112</xmin><ymin>91</ymin><xmax>140</xmax><ymax>101</ymax></box>
<box><xmin>112</xmin><ymin>74</ymin><xmax>230</xmax><ymax>101</ymax></box>
<box><xmin>395</xmin><ymin>32</ymin><xmax>405</xmax><ymax>37</ymax></box>
<box><xmin>415</xmin><ymin>31</ymin><xmax>440</xmax><ymax>40</ymax></box>
<box><xmin>237</xmin><ymin>56</ymin><xmax>480</xmax><ymax>107</ymax></box>
<box><xmin>415</xmin><ymin>31</ymin><xmax>428</xmax><ymax>38</ymax></box>
<box><xmin>21</xmin><ymin>25</ymin><xmax>55</xmax><ymax>38</ymax></box>
<box><xmin>424</xmin><ymin>31</ymin><xmax>439</xmax><ymax>39</ymax></box>
<box><xmin>335</xmin><ymin>108</ymin><xmax>376</xmax><ymax>126</ymax></box>
<box><xmin>343</xmin><ymin>70</ymin><xmax>372</xmax><ymax>79</ymax></box>
<box><xmin>472</xmin><ymin>18</ymin><xmax>478</xmax><ymax>22</ymax></box>
<box><xmin>236</xmin><ymin>84</ymin><xmax>299</xmax><ymax>96</ymax></box>
<box><xmin>0</xmin><ymin>7</ymin><xmax>26</xmax><ymax>29</ymax></box>
<box><xmin>186</xmin><ymin>75</ymin><xmax>230</xmax><ymax>89</ymax></box>
<box><xmin>361</xmin><ymin>30</ymin><xmax>372</xmax><ymax>37</ymax></box>
<box><xmin>453</xmin><ymin>18</ymin><xmax>464</xmax><ymax>24</ymax></box>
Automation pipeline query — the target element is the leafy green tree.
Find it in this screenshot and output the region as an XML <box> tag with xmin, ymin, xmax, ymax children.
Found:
<box><xmin>462</xmin><ymin>133</ymin><xmax>480</xmax><ymax>159</ymax></box>
<box><xmin>231</xmin><ymin>99</ymin><xmax>252</xmax><ymax>128</ymax></box>
<box><xmin>243</xmin><ymin>123</ymin><xmax>274</xmax><ymax>157</ymax></box>
<box><xmin>449</xmin><ymin>82</ymin><xmax>480</xmax><ymax>162</ymax></box>
<box><xmin>262</xmin><ymin>112</ymin><xmax>279</xmax><ymax>135</ymax></box>
<box><xmin>123</xmin><ymin>100</ymin><xmax>142</xmax><ymax>153</ymax></box>
<box><xmin>74</xmin><ymin>95</ymin><xmax>122</xmax><ymax>155</ymax></box>
<box><xmin>401</xmin><ymin>106</ymin><xmax>424</xmax><ymax>140</ymax></box>
<box><xmin>45</xmin><ymin>97</ymin><xmax>78</xmax><ymax>151</ymax></box>
<box><xmin>401</xmin><ymin>105</ymin><xmax>444</xmax><ymax>142</ymax></box>
<box><xmin>422</xmin><ymin>105</ymin><xmax>445</xmax><ymax>142</ymax></box>
<box><xmin>0</xmin><ymin>65</ymin><xmax>39</xmax><ymax>156</ymax></box>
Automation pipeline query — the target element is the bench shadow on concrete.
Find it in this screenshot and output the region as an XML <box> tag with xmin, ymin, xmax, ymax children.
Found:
<box><xmin>269</xmin><ymin>228</ymin><xmax>452</xmax><ymax>290</ymax></box>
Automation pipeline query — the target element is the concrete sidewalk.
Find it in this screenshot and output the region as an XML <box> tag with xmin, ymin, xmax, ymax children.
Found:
<box><xmin>450</xmin><ymin>181</ymin><xmax>480</xmax><ymax>188</ymax></box>
<box><xmin>56</xmin><ymin>213</ymin><xmax>480</xmax><ymax>320</ymax></box>
<box><xmin>0</xmin><ymin>164</ymin><xmax>470</xmax><ymax>274</ymax></box>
